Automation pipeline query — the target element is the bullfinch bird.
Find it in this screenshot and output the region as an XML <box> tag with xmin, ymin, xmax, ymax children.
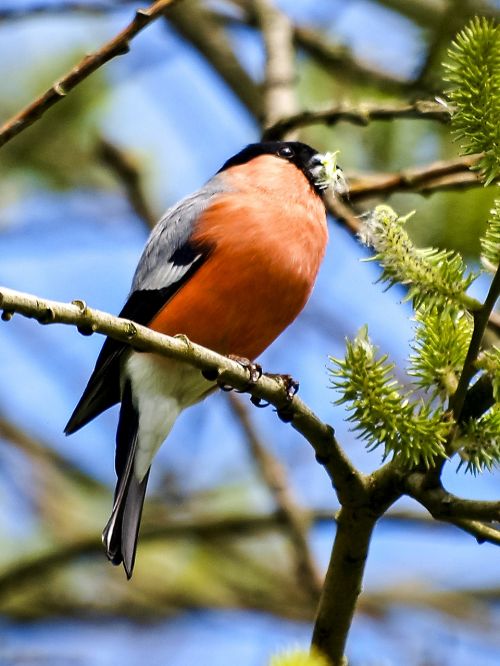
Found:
<box><xmin>65</xmin><ymin>141</ymin><xmax>346</xmax><ymax>578</ymax></box>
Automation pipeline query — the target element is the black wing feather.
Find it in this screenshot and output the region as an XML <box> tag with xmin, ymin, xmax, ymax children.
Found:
<box><xmin>64</xmin><ymin>255</ymin><xmax>206</xmax><ymax>435</ymax></box>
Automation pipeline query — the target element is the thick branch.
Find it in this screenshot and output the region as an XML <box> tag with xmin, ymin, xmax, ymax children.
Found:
<box><xmin>165</xmin><ymin>0</ymin><xmax>261</xmax><ymax>118</ymax></box>
<box><xmin>0</xmin><ymin>0</ymin><xmax>179</xmax><ymax>149</ymax></box>
<box><xmin>254</xmin><ymin>0</ymin><xmax>297</xmax><ymax>130</ymax></box>
<box><xmin>312</xmin><ymin>507</ymin><xmax>377</xmax><ymax>665</ymax></box>
<box><xmin>0</xmin><ymin>285</ymin><xmax>365</xmax><ymax>501</ymax></box>
<box><xmin>263</xmin><ymin>100</ymin><xmax>450</xmax><ymax>141</ymax></box>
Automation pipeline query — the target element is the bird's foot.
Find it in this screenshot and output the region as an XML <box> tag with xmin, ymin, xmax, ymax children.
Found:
<box><xmin>216</xmin><ymin>355</ymin><xmax>263</xmax><ymax>393</ymax></box>
<box><xmin>265</xmin><ymin>373</ymin><xmax>299</xmax><ymax>422</ymax></box>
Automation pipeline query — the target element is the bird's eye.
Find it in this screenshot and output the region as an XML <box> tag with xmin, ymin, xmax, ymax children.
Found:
<box><xmin>277</xmin><ymin>146</ymin><xmax>294</xmax><ymax>158</ymax></box>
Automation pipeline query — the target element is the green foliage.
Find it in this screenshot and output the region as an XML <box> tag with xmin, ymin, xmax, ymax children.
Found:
<box><xmin>329</xmin><ymin>327</ymin><xmax>450</xmax><ymax>467</ymax></box>
<box><xmin>476</xmin><ymin>346</ymin><xmax>500</xmax><ymax>400</ymax></box>
<box><xmin>480</xmin><ymin>198</ymin><xmax>500</xmax><ymax>271</ymax></box>
<box><xmin>359</xmin><ymin>205</ymin><xmax>477</xmax><ymax>310</ymax></box>
<box><xmin>409</xmin><ymin>308</ymin><xmax>473</xmax><ymax>400</ymax></box>
<box><xmin>269</xmin><ymin>648</ymin><xmax>329</xmax><ymax>666</ymax></box>
<box><xmin>444</xmin><ymin>17</ymin><xmax>500</xmax><ymax>184</ymax></box>
<box><xmin>458</xmin><ymin>406</ymin><xmax>500</xmax><ymax>473</ymax></box>
<box><xmin>333</xmin><ymin>196</ymin><xmax>500</xmax><ymax>473</ymax></box>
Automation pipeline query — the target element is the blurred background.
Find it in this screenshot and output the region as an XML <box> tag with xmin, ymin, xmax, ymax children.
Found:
<box><xmin>0</xmin><ymin>0</ymin><xmax>499</xmax><ymax>664</ymax></box>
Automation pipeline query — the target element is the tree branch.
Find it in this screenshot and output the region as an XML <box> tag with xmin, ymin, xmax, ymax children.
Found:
<box><xmin>0</xmin><ymin>0</ymin><xmax>139</xmax><ymax>20</ymax></box>
<box><xmin>312</xmin><ymin>507</ymin><xmax>378</xmax><ymax>666</ymax></box>
<box><xmin>165</xmin><ymin>0</ymin><xmax>261</xmax><ymax>118</ymax></box>
<box><xmin>228</xmin><ymin>394</ymin><xmax>323</xmax><ymax>600</ymax></box>
<box><xmin>293</xmin><ymin>24</ymin><xmax>412</xmax><ymax>94</ymax></box>
<box><xmin>406</xmin><ymin>473</ymin><xmax>500</xmax><ymax>523</ymax></box>
<box><xmin>96</xmin><ymin>136</ymin><xmax>157</xmax><ymax>229</ymax></box>
<box><xmin>0</xmin><ymin>506</ymin><xmax>476</xmax><ymax>603</ymax></box>
<box><xmin>0</xmin><ymin>0</ymin><xmax>179</xmax><ymax>149</ymax></box>
<box><xmin>0</xmin><ymin>414</ymin><xmax>103</xmax><ymax>491</ymax></box>
<box><xmin>450</xmin><ymin>262</ymin><xmax>500</xmax><ymax>421</ymax></box>
<box><xmin>263</xmin><ymin>100</ymin><xmax>451</xmax><ymax>141</ymax></box>
<box><xmin>348</xmin><ymin>154</ymin><xmax>484</xmax><ymax>202</ymax></box>
<box><xmin>375</xmin><ymin>0</ymin><xmax>499</xmax><ymax>28</ymax></box>
<box><xmin>253</xmin><ymin>0</ymin><xmax>297</xmax><ymax>131</ymax></box>
<box><xmin>227</xmin><ymin>0</ymin><xmax>414</xmax><ymax>94</ymax></box>
<box><xmin>0</xmin><ymin>285</ymin><xmax>365</xmax><ymax>502</ymax></box>
<box><xmin>449</xmin><ymin>518</ymin><xmax>500</xmax><ymax>546</ymax></box>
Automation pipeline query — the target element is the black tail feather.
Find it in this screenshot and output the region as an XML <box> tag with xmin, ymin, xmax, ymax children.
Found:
<box><xmin>102</xmin><ymin>381</ymin><xmax>150</xmax><ymax>579</ymax></box>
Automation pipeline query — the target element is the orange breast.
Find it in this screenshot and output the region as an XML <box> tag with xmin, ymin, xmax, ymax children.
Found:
<box><xmin>149</xmin><ymin>157</ymin><xmax>328</xmax><ymax>359</ymax></box>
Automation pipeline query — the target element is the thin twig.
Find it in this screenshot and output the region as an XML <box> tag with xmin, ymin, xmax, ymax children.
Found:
<box><xmin>413</xmin><ymin>0</ymin><xmax>460</xmax><ymax>91</ymax></box>
<box><xmin>226</xmin><ymin>0</ymin><xmax>413</xmax><ymax>94</ymax></box>
<box><xmin>451</xmin><ymin>262</ymin><xmax>500</xmax><ymax>421</ymax></box>
<box><xmin>323</xmin><ymin>191</ymin><xmax>362</xmax><ymax>236</ymax></box>
<box><xmin>293</xmin><ymin>24</ymin><xmax>412</xmax><ymax>94</ymax></box>
<box><xmin>348</xmin><ymin>154</ymin><xmax>483</xmax><ymax>201</ymax></box>
<box><xmin>450</xmin><ymin>518</ymin><xmax>500</xmax><ymax>546</ymax></box>
<box><xmin>0</xmin><ymin>414</ymin><xmax>104</xmax><ymax>490</ymax></box>
<box><xmin>165</xmin><ymin>0</ymin><xmax>261</xmax><ymax>118</ymax></box>
<box><xmin>0</xmin><ymin>0</ymin><xmax>138</xmax><ymax>20</ymax></box>
<box><xmin>406</xmin><ymin>473</ymin><xmax>500</xmax><ymax>523</ymax></box>
<box><xmin>0</xmin><ymin>285</ymin><xmax>364</xmax><ymax>500</ymax></box>
<box><xmin>264</xmin><ymin>100</ymin><xmax>451</xmax><ymax>140</ymax></box>
<box><xmin>376</xmin><ymin>0</ymin><xmax>499</xmax><ymax>27</ymax></box>
<box><xmin>228</xmin><ymin>394</ymin><xmax>323</xmax><ymax>600</ymax></box>
<box><xmin>374</xmin><ymin>0</ymin><xmax>447</xmax><ymax>27</ymax></box>
<box><xmin>0</xmin><ymin>0</ymin><xmax>179</xmax><ymax>149</ymax></box>
<box><xmin>97</xmin><ymin>137</ymin><xmax>157</xmax><ymax>229</ymax></box>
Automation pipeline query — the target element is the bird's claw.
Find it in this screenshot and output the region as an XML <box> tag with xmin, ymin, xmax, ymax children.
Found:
<box><xmin>218</xmin><ymin>355</ymin><xmax>263</xmax><ymax>393</ymax></box>
<box><xmin>250</xmin><ymin>395</ymin><xmax>270</xmax><ymax>408</ymax></box>
<box><xmin>265</xmin><ymin>373</ymin><xmax>299</xmax><ymax>422</ymax></box>
<box><xmin>214</xmin><ymin>361</ymin><xmax>298</xmax><ymax>418</ymax></box>
<box><xmin>266</xmin><ymin>373</ymin><xmax>299</xmax><ymax>400</ymax></box>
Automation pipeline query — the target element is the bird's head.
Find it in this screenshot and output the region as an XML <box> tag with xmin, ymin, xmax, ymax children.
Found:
<box><xmin>219</xmin><ymin>141</ymin><xmax>348</xmax><ymax>197</ymax></box>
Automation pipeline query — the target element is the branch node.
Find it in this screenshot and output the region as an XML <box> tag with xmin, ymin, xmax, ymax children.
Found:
<box><xmin>250</xmin><ymin>395</ymin><xmax>271</xmax><ymax>408</ymax></box>
<box><xmin>201</xmin><ymin>367</ymin><xmax>220</xmax><ymax>381</ymax></box>
<box><xmin>112</xmin><ymin>43</ymin><xmax>131</xmax><ymax>57</ymax></box>
<box><xmin>136</xmin><ymin>8</ymin><xmax>152</xmax><ymax>20</ymax></box>
<box><xmin>1</xmin><ymin>310</ymin><xmax>13</xmax><ymax>321</ymax></box>
<box><xmin>174</xmin><ymin>333</ymin><xmax>193</xmax><ymax>350</ymax></box>
<box><xmin>53</xmin><ymin>81</ymin><xmax>67</xmax><ymax>97</ymax></box>
<box><xmin>276</xmin><ymin>405</ymin><xmax>295</xmax><ymax>423</ymax></box>
<box><xmin>125</xmin><ymin>322</ymin><xmax>137</xmax><ymax>340</ymax></box>
<box><xmin>77</xmin><ymin>324</ymin><xmax>95</xmax><ymax>337</ymax></box>
<box><xmin>315</xmin><ymin>451</ymin><xmax>330</xmax><ymax>465</ymax></box>
<box><xmin>71</xmin><ymin>299</ymin><xmax>88</xmax><ymax>315</ymax></box>
<box><xmin>39</xmin><ymin>307</ymin><xmax>55</xmax><ymax>324</ymax></box>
